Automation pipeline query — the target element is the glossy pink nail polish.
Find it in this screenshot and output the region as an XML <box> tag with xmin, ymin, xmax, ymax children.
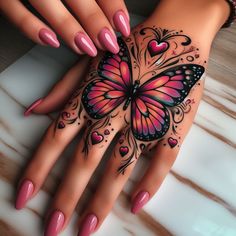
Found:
<box><xmin>131</xmin><ymin>191</ymin><xmax>150</xmax><ymax>214</ymax></box>
<box><xmin>78</xmin><ymin>214</ymin><xmax>98</xmax><ymax>236</ymax></box>
<box><xmin>39</xmin><ymin>28</ymin><xmax>60</xmax><ymax>48</ymax></box>
<box><xmin>15</xmin><ymin>179</ymin><xmax>34</xmax><ymax>210</ymax></box>
<box><xmin>98</xmin><ymin>28</ymin><xmax>119</xmax><ymax>54</ymax></box>
<box><xmin>113</xmin><ymin>10</ymin><xmax>130</xmax><ymax>37</ymax></box>
<box><xmin>24</xmin><ymin>98</ymin><xmax>43</xmax><ymax>117</ymax></box>
<box><xmin>45</xmin><ymin>210</ymin><xmax>65</xmax><ymax>236</ymax></box>
<box><xmin>75</xmin><ymin>32</ymin><xmax>97</xmax><ymax>57</ymax></box>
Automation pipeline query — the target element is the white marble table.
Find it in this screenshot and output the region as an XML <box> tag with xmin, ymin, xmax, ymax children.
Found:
<box><xmin>0</xmin><ymin>15</ymin><xmax>236</xmax><ymax>236</ymax></box>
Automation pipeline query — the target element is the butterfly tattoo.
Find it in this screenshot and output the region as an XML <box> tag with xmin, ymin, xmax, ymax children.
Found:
<box><xmin>81</xmin><ymin>38</ymin><xmax>205</xmax><ymax>142</ymax></box>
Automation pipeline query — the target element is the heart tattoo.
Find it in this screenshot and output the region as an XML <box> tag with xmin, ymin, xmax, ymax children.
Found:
<box><xmin>168</xmin><ymin>137</ymin><xmax>178</xmax><ymax>148</ymax></box>
<box><xmin>148</xmin><ymin>40</ymin><xmax>169</xmax><ymax>57</ymax></box>
<box><xmin>91</xmin><ymin>131</ymin><xmax>104</xmax><ymax>145</ymax></box>
<box><xmin>104</xmin><ymin>129</ymin><xmax>110</xmax><ymax>135</ymax></box>
<box><xmin>57</xmin><ymin>121</ymin><xmax>65</xmax><ymax>129</ymax></box>
<box><xmin>119</xmin><ymin>146</ymin><xmax>129</xmax><ymax>157</ymax></box>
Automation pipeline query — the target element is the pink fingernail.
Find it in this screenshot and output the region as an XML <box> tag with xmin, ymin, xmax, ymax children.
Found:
<box><xmin>75</xmin><ymin>32</ymin><xmax>97</xmax><ymax>57</ymax></box>
<box><xmin>15</xmin><ymin>179</ymin><xmax>34</xmax><ymax>210</ymax></box>
<box><xmin>39</xmin><ymin>28</ymin><xmax>60</xmax><ymax>48</ymax></box>
<box><xmin>45</xmin><ymin>210</ymin><xmax>65</xmax><ymax>236</ymax></box>
<box><xmin>78</xmin><ymin>214</ymin><xmax>98</xmax><ymax>236</ymax></box>
<box><xmin>113</xmin><ymin>10</ymin><xmax>130</xmax><ymax>37</ymax></box>
<box><xmin>98</xmin><ymin>28</ymin><xmax>119</xmax><ymax>54</ymax></box>
<box><xmin>24</xmin><ymin>98</ymin><xmax>43</xmax><ymax>117</ymax></box>
<box><xmin>131</xmin><ymin>191</ymin><xmax>150</xmax><ymax>214</ymax></box>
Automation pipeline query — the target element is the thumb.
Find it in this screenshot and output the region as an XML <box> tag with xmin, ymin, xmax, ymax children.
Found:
<box><xmin>24</xmin><ymin>56</ymin><xmax>90</xmax><ymax>116</ymax></box>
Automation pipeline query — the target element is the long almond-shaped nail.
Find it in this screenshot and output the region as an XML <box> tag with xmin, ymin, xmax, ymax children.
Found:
<box><xmin>45</xmin><ymin>210</ymin><xmax>65</xmax><ymax>236</ymax></box>
<box><xmin>15</xmin><ymin>179</ymin><xmax>34</xmax><ymax>210</ymax></box>
<box><xmin>39</xmin><ymin>28</ymin><xmax>60</xmax><ymax>48</ymax></box>
<box><xmin>78</xmin><ymin>214</ymin><xmax>98</xmax><ymax>236</ymax></box>
<box><xmin>131</xmin><ymin>191</ymin><xmax>150</xmax><ymax>214</ymax></box>
<box><xmin>113</xmin><ymin>10</ymin><xmax>130</xmax><ymax>37</ymax></box>
<box><xmin>75</xmin><ymin>32</ymin><xmax>97</xmax><ymax>57</ymax></box>
<box><xmin>24</xmin><ymin>98</ymin><xmax>43</xmax><ymax>117</ymax></box>
<box><xmin>98</xmin><ymin>28</ymin><xmax>119</xmax><ymax>54</ymax></box>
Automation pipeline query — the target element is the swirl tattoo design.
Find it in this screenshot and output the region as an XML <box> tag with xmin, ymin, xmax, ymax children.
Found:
<box><xmin>55</xmin><ymin>26</ymin><xmax>206</xmax><ymax>174</ymax></box>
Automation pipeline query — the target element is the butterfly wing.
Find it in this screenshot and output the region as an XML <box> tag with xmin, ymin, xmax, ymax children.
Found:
<box><xmin>131</xmin><ymin>96</ymin><xmax>170</xmax><ymax>141</ymax></box>
<box><xmin>82</xmin><ymin>38</ymin><xmax>133</xmax><ymax>119</ymax></box>
<box><xmin>132</xmin><ymin>64</ymin><xmax>205</xmax><ymax>141</ymax></box>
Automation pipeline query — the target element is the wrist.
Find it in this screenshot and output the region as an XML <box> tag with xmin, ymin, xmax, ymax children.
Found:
<box><xmin>145</xmin><ymin>0</ymin><xmax>230</xmax><ymax>48</ymax></box>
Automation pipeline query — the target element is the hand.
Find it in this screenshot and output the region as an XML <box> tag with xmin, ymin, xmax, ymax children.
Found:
<box><xmin>15</xmin><ymin>0</ymin><xmax>229</xmax><ymax>234</ymax></box>
<box><xmin>0</xmin><ymin>0</ymin><xmax>130</xmax><ymax>56</ymax></box>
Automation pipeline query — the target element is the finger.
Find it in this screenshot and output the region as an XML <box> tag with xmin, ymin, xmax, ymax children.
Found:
<box><xmin>97</xmin><ymin>0</ymin><xmax>130</xmax><ymax>37</ymax></box>
<box><xmin>77</xmin><ymin>129</ymin><xmax>142</xmax><ymax>235</ymax></box>
<box><xmin>29</xmin><ymin>0</ymin><xmax>97</xmax><ymax>56</ymax></box>
<box><xmin>24</xmin><ymin>56</ymin><xmax>90</xmax><ymax>116</ymax></box>
<box><xmin>130</xmin><ymin>141</ymin><xmax>179</xmax><ymax>214</ymax></box>
<box><xmin>65</xmin><ymin>0</ymin><xmax>120</xmax><ymax>54</ymax></box>
<box><xmin>15</xmin><ymin>92</ymin><xmax>86</xmax><ymax>210</ymax></box>
<box><xmin>44</xmin><ymin>118</ymin><xmax>123</xmax><ymax>235</ymax></box>
<box><xmin>130</xmin><ymin>86</ymin><xmax>204</xmax><ymax>214</ymax></box>
<box><xmin>0</xmin><ymin>0</ymin><xmax>60</xmax><ymax>48</ymax></box>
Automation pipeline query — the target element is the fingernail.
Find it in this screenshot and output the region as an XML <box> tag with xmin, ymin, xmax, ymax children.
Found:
<box><xmin>98</xmin><ymin>28</ymin><xmax>119</xmax><ymax>54</ymax></box>
<box><xmin>45</xmin><ymin>210</ymin><xmax>65</xmax><ymax>236</ymax></box>
<box><xmin>131</xmin><ymin>191</ymin><xmax>150</xmax><ymax>214</ymax></box>
<box><xmin>39</xmin><ymin>28</ymin><xmax>60</xmax><ymax>48</ymax></box>
<box><xmin>75</xmin><ymin>32</ymin><xmax>97</xmax><ymax>57</ymax></box>
<box><xmin>24</xmin><ymin>98</ymin><xmax>43</xmax><ymax>117</ymax></box>
<box><xmin>78</xmin><ymin>214</ymin><xmax>98</xmax><ymax>236</ymax></box>
<box><xmin>15</xmin><ymin>179</ymin><xmax>34</xmax><ymax>210</ymax></box>
<box><xmin>113</xmin><ymin>10</ymin><xmax>130</xmax><ymax>37</ymax></box>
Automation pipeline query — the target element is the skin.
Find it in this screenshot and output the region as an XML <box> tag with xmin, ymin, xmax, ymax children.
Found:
<box><xmin>0</xmin><ymin>0</ymin><xmax>129</xmax><ymax>54</ymax></box>
<box><xmin>16</xmin><ymin>0</ymin><xmax>230</xmax><ymax>235</ymax></box>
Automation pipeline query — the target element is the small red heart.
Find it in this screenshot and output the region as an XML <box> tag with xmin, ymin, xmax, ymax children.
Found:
<box><xmin>119</xmin><ymin>146</ymin><xmax>129</xmax><ymax>157</ymax></box>
<box><xmin>104</xmin><ymin>129</ymin><xmax>110</xmax><ymax>135</ymax></box>
<box><xmin>91</xmin><ymin>131</ymin><xmax>104</xmax><ymax>145</ymax></box>
<box><xmin>119</xmin><ymin>138</ymin><xmax>124</xmax><ymax>144</ymax></box>
<box><xmin>58</xmin><ymin>121</ymin><xmax>65</xmax><ymax>129</ymax></box>
<box><xmin>148</xmin><ymin>40</ymin><xmax>169</xmax><ymax>57</ymax></box>
<box><xmin>168</xmin><ymin>137</ymin><xmax>178</xmax><ymax>148</ymax></box>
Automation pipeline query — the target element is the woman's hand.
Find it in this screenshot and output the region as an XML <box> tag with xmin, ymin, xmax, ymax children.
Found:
<box><xmin>15</xmin><ymin>0</ymin><xmax>230</xmax><ymax>234</ymax></box>
<box><xmin>16</xmin><ymin>24</ymin><xmax>207</xmax><ymax>235</ymax></box>
<box><xmin>0</xmin><ymin>0</ymin><xmax>130</xmax><ymax>56</ymax></box>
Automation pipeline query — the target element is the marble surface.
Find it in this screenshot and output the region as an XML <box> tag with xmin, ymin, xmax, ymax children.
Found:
<box><xmin>0</xmin><ymin>15</ymin><xmax>236</xmax><ymax>236</ymax></box>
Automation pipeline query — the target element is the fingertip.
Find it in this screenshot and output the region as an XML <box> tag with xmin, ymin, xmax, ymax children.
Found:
<box><xmin>113</xmin><ymin>10</ymin><xmax>130</xmax><ymax>37</ymax></box>
<box><xmin>130</xmin><ymin>190</ymin><xmax>150</xmax><ymax>214</ymax></box>
<box><xmin>38</xmin><ymin>28</ymin><xmax>60</xmax><ymax>48</ymax></box>
<box><xmin>24</xmin><ymin>99</ymin><xmax>44</xmax><ymax>117</ymax></box>
<box><xmin>74</xmin><ymin>32</ymin><xmax>98</xmax><ymax>57</ymax></box>
<box><xmin>15</xmin><ymin>179</ymin><xmax>34</xmax><ymax>210</ymax></box>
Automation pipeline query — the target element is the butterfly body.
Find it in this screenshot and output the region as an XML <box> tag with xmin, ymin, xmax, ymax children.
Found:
<box><xmin>82</xmin><ymin>38</ymin><xmax>205</xmax><ymax>141</ymax></box>
<box><xmin>123</xmin><ymin>80</ymin><xmax>140</xmax><ymax>111</ymax></box>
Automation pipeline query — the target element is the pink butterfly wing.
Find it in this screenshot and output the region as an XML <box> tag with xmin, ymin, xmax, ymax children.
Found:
<box><xmin>139</xmin><ymin>64</ymin><xmax>205</xmax><ymax>106</ymax></box>
<box><xmin>132</xmin><ymin>95</ymin><xmax>170</xmax><ymax>141</ymax></box>
<box><xmin>132</xmin><ymin>64</ymin><xmax>204</xmax><ymax>140</ymax></box>
<box><xmin>82</xmin><ymin>40</ymin><xmax>133</xmax><ymax>119</ymax></box>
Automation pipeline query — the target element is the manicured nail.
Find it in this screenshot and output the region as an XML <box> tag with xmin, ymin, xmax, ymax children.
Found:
<box><xmin>24</xmin><ymin>98</ymin><xmax>43</xmax><ymax>117</ymax></box>
<box><xmin>45</xmin><ymin>210</ymin><xmax>65</xmax><ymax>236</ymax></box>
<box><xmin>131</xmin><ymin>191</ymin><xmax>150</xmax><ymax>214</ymax></box>
<box><xmin>78</xmin><ymin>214</ymin><xmax>98</xmax><ymax>236</ymax></box>
<box><xmin>113</xmin><ymin>10</ymin><xmax>130</xmax><ymax>37</ymax></box>
<box><xmin>15</xmin><ymin>179</ymin><xmax>34</xmax><ymax>210</ymax></box>
<box><xmin>39</xmin><ymin>28</ymin><xmax>60</xmax><ymax>48</ymax></box>
<box><xmin>98</xmin><ymin>28</ymin><xmax>119</xmax><ymax>54</ymax></box>
<box><xmin>75</xmin><ymin>32</ymin><xmax>97</xmax><ymax>57</ymax></box>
